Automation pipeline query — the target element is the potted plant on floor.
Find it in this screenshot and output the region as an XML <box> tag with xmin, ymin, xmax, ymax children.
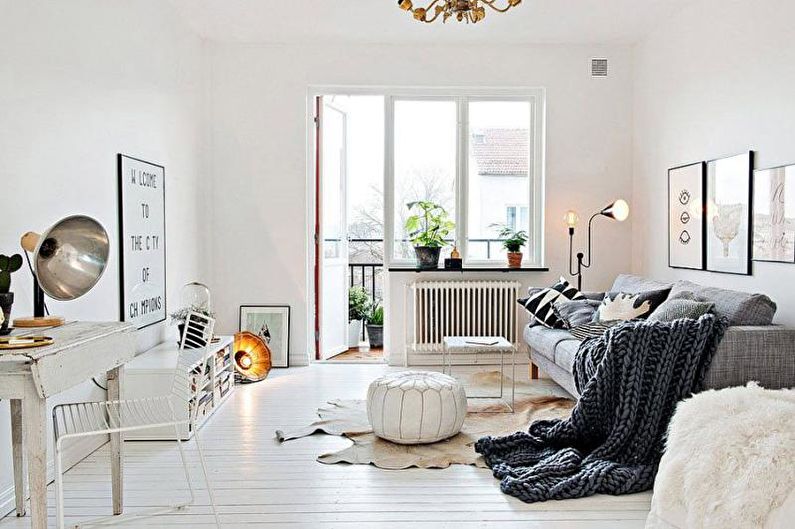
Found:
<box><xmin>0</xmin><ymin>254</ymin><xmax>23</xmax><ymax>335</ymax></box>
<box><xmin>348</xmin><ymin>286</ymin><xmax>371</xmax><ymax>347</ymax></box>
<box><xmin>366</xmin><ymin>303</ymin><xmax>384</xmax><ymax>349</ymax></box>
<box><xmin>493</xmin><ymin>225</ymin><xmax>529</xmax><ymax>268</ymax></box>
<box><xmin>405</xmin><ymin>200</ymin><xmax>455</xmax><ymax>270</ymax></box>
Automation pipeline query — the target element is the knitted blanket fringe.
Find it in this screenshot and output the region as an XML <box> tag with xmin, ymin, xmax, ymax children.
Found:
<box><xmin>475</xmin><ymin>314</ymin><xmax>727</xmax><ymax>503</ymax></box>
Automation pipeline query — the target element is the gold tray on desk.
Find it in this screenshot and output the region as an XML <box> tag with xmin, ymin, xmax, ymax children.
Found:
<box><xmin>0</xmin><ymin>336</ymin><xmax>54</xmax><ymax>350</ymax></box>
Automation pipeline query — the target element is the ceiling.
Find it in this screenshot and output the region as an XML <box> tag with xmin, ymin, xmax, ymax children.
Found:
<box><xmin>168</xmin><ymin>0</ymin><xmax>692</xmax><ymax>45</ymax></box>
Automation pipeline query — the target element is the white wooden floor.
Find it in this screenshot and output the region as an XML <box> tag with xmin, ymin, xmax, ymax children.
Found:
<box><xmin>1</xmin><ymin>364</ymin><xmax>651</xmax><ymax>528</ymax></box>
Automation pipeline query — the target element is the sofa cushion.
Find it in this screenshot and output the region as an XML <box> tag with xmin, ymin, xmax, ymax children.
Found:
<box><xmin>648</xmin><ymin>298</ymin><xmax>715</xmax><ymax>322</ymax></box>
<box><xmin>670</xmin><ymin>280</ymin><xmax>777</xmax><ymax>326</ymax></box>
<box><xmin>523</xmin><ymin>325</ymin><xmax>577</xmax><ymax>362</ymax></box>
<box><xmin>553</xmin><ymin>299</ymin><xmax>601</xmax><ymax>329</ymax></box>
<box><xmin>554</xmin><ymin>340</ymin><xmax>580</xmax><ymax>374</ymax></box>
<box><xmin>595</xmin><ymin>287</ymin><xmax>672</xmax><ymax>322</ymax></box>
<box><xmin>518</xmin><ymin>277</ymin><xmax>585</xmax><ymax>328</ymax></box>
<box><xmin>611</xmin><ymin>274</ymin><xmax>673</xmax><ymax>294</ymax></box>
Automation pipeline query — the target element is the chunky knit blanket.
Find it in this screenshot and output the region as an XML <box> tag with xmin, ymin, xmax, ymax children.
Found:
<box><xmin>475</xmin><ymin>314</ymin><xmax>727</xmax><ymax>503</ymax></box>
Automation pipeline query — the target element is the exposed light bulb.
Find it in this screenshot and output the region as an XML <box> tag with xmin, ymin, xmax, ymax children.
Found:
<box><xmin>564</xmin><ymin>210</ymin><xmax>579</xmax><ymax>229</ymax></box>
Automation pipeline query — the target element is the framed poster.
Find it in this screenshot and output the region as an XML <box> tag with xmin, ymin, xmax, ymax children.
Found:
<box><xmin>239</xmin><ymin>305</ymin><xmax>290</xmax><ymax>367</ymax></box>
<box><xmin>668</xmin><ymin>162</ymin><xmax>706</xmax><ymax>270</ymax></box>
<box><xmin>118</xmin><ymin>154</ymin><xmax>166</xmax><ymax>329</ymax></box>
<box><xmin>706</xmin><ymin>152</ymin><xmax>753</xmax><ymax>275</ymax></box>
<box><xmin>753</xmin><ymin>163</ymin><xmax>795</xmax><ymax>263</ymax></box>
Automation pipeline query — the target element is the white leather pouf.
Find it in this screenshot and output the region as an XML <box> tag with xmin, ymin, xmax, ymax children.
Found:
<box><xmin>367</xmin><ymin>371</ymin><xmax>467</xmax><ymax>445</ymax></box>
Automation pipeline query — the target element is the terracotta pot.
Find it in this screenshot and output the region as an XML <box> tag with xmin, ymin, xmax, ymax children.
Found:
<box><xmin>507</xmin><ymin>252</ymin><xmax>523</xmax><ymax>268</ymax></box>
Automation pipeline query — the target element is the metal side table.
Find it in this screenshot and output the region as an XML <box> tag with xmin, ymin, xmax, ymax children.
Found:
<box><xmin>442</xmin><ymin>336</ymin><xmax>516</xmax><ymax>412</ymax></box>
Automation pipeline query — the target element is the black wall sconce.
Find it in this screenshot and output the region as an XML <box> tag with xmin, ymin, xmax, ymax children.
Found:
<box><xmin>567</xmin><ymin>199</ymin><xmax>629</xmax><ymax>290</ymax></box>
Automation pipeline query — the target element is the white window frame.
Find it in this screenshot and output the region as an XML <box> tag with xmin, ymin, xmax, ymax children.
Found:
<box><xmin>307</xmin><ymin>86</ymin><xmax>546</xmax><ymax>271</ymax></box>
<box><xmin>387</xmin><ymin>89</ymin><xmax>544</xmax><ymax>268</ymax></box>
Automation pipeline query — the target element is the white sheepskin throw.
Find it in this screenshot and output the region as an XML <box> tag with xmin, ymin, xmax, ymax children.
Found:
<box><xmin>646</xmin><ymin>383</ymin><xmax>795</xmax><ymax>529</ymax></box>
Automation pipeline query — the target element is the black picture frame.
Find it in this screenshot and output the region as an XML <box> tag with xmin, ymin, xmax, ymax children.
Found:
<box><xmin>668</xmin><ymin>161</ymin><xmax>707</xmax><ymax>271</ymax></box>
<box><xmin>117</xmin><ymin>154</ymin><xmax>167</xmax><ymax>329</ymax></box>
<box><xmin>752</xmin><ymin>162</ymin><xmax>795</xmax><ymax>264</ymax></box>
<box><xmin>705</xmin><ymin>151</ymin><xmax>754</xmax><ymax>276</ymax></box>
<box><xmin>239</xmin><ymin>305</ymin><xmax>291</xmax><ymax>368</ymax></box>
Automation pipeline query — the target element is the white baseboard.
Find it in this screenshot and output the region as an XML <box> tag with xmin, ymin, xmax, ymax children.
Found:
<box><xmin>0</xmin><ymin>434</ymin><xmax>107</xmax><ymax>518</ymax></box>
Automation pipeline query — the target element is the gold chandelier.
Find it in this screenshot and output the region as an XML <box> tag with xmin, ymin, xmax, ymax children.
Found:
<box><xmin>398</xmin><ymin>0</ymin><xmax>522</xmax><ymax>24</ymax></box>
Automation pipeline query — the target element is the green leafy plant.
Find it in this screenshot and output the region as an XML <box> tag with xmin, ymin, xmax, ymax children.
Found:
<box><xmin>169</xmin><ymin>304</ymin><xmax>215</xmax><ymax>325</ymax></box>
<box><xmin>368</xmin><ymin>304</ymin><xmax>384</xmax><ymax>326</ymax></box>
<box><xmin>404</xmin><ymin>200</ymin><xmax>455</xmax><ymax>248</ymax></box>
<box><xmin>0</xmin><ymin>254</ymin><xmax>23</xmax><ymax>294</ymax></box>
<box><xmin>492</xmin><ymin>224</ymin><xmax>528</xmax><ymax>253</ymax></box>
<box><xmin>348</xmin><ymin>286</ymin><xmax>371</xmax><ymax>322</ymax></box>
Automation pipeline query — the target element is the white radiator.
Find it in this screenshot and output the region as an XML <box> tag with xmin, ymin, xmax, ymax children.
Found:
<box><xmin>410</xmin><ymin>280</ymin><xmax>521</xmax><ymax>353</ymax></box>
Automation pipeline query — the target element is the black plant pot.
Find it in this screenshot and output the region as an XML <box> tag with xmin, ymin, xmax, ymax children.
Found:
<box><xmin>367</xmin><ymin>324</ymin><xmax>384</xmax><ymax>349</ymax></box>
<box><xmin>413</xmin><ymin>246</ymin><xmax>441</xmax><ymax>270</ymax></box>
<box><xmin>0</xmin><ymin>292</ymin><xmax>14</xmax><ymax>335</ymax></box>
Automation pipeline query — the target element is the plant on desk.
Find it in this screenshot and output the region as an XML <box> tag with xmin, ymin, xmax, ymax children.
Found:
<box><xmin>0</xmin><ymin>253</ymin><xmax>23</xmax><ymax>335</ymax></box>
<box><xmin>366</xmin><ymin>304</ymin><xmax>385</xmax><ymax>349</ymax></box>
<box><xmin>405</xmin><ymin>200</ymin><xmax>455</xmax><ymax>270</ymax></box>
<box><xmin>492</xmin><ymin>224</ymin><xmax>528</xmax><ymax>269</ymax></box>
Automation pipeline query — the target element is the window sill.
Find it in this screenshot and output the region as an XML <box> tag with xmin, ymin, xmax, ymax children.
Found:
<box><xmin>387</xmin><ymin>266</ymin><xmax>549</xmax><ymax>273</ymax></box>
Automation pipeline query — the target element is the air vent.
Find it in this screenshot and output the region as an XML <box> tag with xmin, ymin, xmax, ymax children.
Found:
<box><xmin>591</xmin><ymin>58</ymin><xmax>608</xmax><ymax>78</ymax></box>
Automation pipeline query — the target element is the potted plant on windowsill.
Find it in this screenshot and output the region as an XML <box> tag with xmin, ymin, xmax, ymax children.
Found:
<box><xmin>405</xmin><ymin>200</ymin><xmax>455</xmax><ymax>270</ymax></box>
<box><xmin>493</xmin><ymin>225</ymin><xmax>529</xmax><ymax>268</ymax></box>
<box><xmin>348</xmin><ymin>286</ymin><xmax>371</xmax><ymax>348</ymax></box>
<box><xmin>366</xmin><ymin>303</ymin><xmax>384</xmax><ymax>349</ymax></box>
<box><xmin>0</xmin><ymin>254</ymin><xmax>23</xmax><ymax>336</ymax></box>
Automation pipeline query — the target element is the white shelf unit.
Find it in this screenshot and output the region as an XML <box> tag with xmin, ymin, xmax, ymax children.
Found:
<box><xmin>122</xmin><ymin>335</ymin><xmax>235</xmax><ymax>440</ymax></box>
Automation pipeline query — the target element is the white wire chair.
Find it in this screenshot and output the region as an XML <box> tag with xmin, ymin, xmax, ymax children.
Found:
<box><xmin>52</xmin><ymin>311</ymin><xmax>221</xmax><ymax>529</ymax></box>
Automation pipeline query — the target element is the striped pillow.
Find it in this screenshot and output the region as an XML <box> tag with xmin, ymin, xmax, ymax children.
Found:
<box><xmin>518</xmin><ymin>277</ymin><xmax>585</xmax><ymax>328</ymax></box>
<box><xmin>570</xmin><ymin>321</ymin><xmax>615</xmax><ymax>341</ymax></box>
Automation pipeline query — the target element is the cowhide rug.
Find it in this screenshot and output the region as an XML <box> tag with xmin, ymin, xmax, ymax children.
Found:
<box><xmin>275</xmin><ymin>371</ymin><xmax>574</xmax><ymax>470</ymax></box>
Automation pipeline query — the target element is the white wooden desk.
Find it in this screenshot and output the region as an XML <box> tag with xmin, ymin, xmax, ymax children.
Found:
<box><xmin>0</xmin><ymin>322</ymin><xmax>135</xmax><ymax>529</ymax></box>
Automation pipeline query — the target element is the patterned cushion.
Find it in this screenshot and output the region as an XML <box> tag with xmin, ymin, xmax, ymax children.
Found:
<box><xmin>670</xmin><ymin>280</ymin><xmax>777</xmax><ymax>326</ymax></box>
<box><xmin>552</xmin><ymin>299</ymin><xmax>601</xmax><ymax>329</ymax></box>
<box><xmin>570</xmin><ymin>321</ymin><xmax>616</xmax><ymax>341</ymax></box>
<box><xmin>594</xmin><ymin>287</ymin><xmax>671</xmax><ymax>322</ymax></box>
<box><xmin>518</xmin><ymin>277</ymin><xmax>585</xmax><ymax>328</ymax></box>
<box><xmin>648</xmin><ymin>299</ymin><xmax>715</xmax><ymax>322</ymax></box>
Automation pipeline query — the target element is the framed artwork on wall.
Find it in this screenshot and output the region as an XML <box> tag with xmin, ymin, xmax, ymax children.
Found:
<box><xmin>668</xmin><ymin>162</ymin><xmax>706</xmax><ymax>270</ymax></box>
<box><xmin>705</xmin><ymin>151</ymin><xmax>753</xmax><ymax>275</ymax></box>
<box><xmin>239</xmin><ymin>305</ymin><xmax>290</xmax><ymax>367</ymax></box>
<box><xmin>753</xmin><ymin>163</ymin><xmax>795</xmax><ymax>263</ymax></box>
<box><xmin>118</xmin><ymin>154</ymin><xmax>167</xmax><ymax>329</ymax></box>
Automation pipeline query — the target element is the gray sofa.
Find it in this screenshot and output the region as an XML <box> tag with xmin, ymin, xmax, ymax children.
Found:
<box><xmin>526</xmin><ymin>274</ymin><xmax>795</xmax><ymax>397</ymax></box>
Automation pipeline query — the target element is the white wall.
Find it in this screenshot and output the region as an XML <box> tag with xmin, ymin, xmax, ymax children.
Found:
<box><xmin>207</xmin><ymin>43</ymin><xmax>635</xmax><ymax>365</ymax></box>
<box><xmin>0</xmin><ymin>0</ymin><xmax>207</xmax><ymax>515</ymax></box>
<box><xmin>632</xmin><ymin>0</ymin><xmax>795</xmax><ymax>325</ymax></box>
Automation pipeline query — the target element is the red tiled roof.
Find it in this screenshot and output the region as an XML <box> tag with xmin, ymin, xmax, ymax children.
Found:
<box><xmin>470</xmin><ymin>128</ymin><xmax>529</xmax><ymax>177</ymax></box>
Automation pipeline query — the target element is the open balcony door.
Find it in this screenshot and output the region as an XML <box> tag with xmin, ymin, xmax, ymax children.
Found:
<box><xmin>316</xmin><ymin>98</ymin><xmax>349</xmax><ymax>360</ymax></box>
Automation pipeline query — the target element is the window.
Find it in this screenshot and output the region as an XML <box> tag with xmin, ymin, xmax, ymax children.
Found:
<box><xmin>388</xmin><ymin>91</ymin><xmax>543</xmax><ymax>267</ymax></box>
<box><xmin>392</xmin><ymin>99</ymin><xmax>458</xmax><ymax>261</ymax></box>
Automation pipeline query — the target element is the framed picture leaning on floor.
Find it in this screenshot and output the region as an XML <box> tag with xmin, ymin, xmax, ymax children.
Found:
<box><xmin>239</xmin><ymin>305</ymin><xmax>290</xmax><ymax>367</ymax></box>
